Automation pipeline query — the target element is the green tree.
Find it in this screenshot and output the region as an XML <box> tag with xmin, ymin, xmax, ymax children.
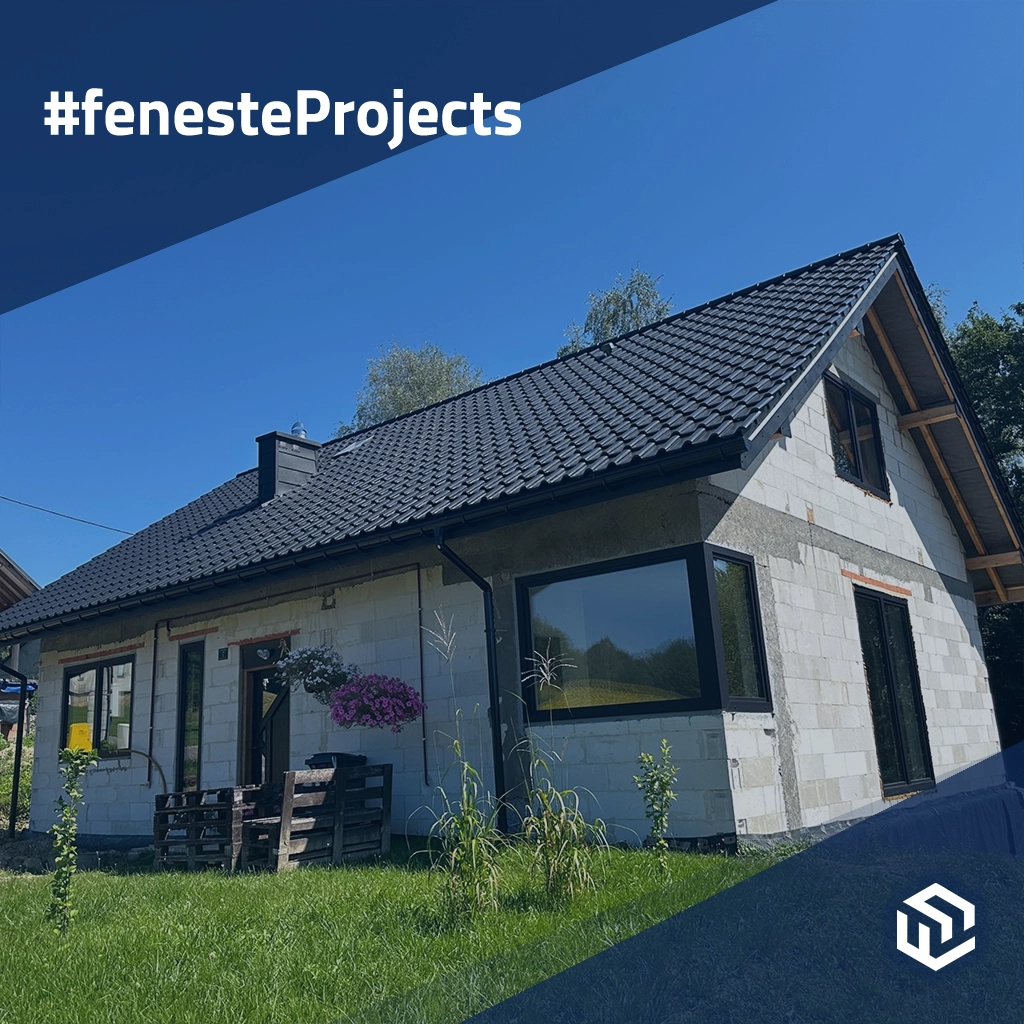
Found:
<box><xmin>946</xmin><ymin>300</ymin><xmax>1024</xmax><ymax>748</ymax></box>
<box><xmin>334</xmin><ymin>341</ymin><xmax>484</xmax><ymax>438</ymax></box>
<box><xmin>948</xmin><ymin>302</ymin><xmax>1024</xmax><ymax>505</ymax></box>
<box><xmin>559</xmin><ymin>266</ymin><xmax>673</xmax><ymax>357</ymax></box>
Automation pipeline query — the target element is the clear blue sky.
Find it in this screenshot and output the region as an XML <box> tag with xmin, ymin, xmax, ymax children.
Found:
<box><xmin>1</xmin><ymin>0</ymin><xmax>1022</xmax><ymax>586</ymax></box>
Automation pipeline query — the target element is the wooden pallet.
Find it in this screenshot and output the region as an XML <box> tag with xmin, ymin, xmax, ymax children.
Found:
<box><xmin>154</xmin><ymin>785</ymin><xmax>264</xmax><ymax>871</ymax></box>
<box><xmin>239</xmin><ymin>765</ymin><xmax>392</xmax><ymax>872</ymax></box>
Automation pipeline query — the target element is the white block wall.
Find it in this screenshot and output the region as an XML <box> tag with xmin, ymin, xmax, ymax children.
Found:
<box><xmin>524</xmin><ymin>714</ymin><xmax>735</xmax><ymax>844</ymax></box>
<box><xmin>709</xmin><ymin>330</ymin><xmax>1001</xmax><ymax>830</ymax></box>
<box><xmin>30</xmin><ymin>565</ymin><xmax>493</xmax><ymax>837</ymax></box>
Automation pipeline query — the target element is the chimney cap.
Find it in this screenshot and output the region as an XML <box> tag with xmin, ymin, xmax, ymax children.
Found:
<box><xmin>290</xmin><ymin>421</ymin><xmax>307</xmax><ymax>438</ymax></box>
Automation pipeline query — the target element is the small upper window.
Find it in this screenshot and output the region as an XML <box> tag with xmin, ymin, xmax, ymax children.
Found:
<box><xmin>824</xmin><ymin>374</ymin><xmax>888</xmax><ymax>497</ymax></box>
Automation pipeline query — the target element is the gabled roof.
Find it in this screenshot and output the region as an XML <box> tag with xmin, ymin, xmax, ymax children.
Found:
<box><xmin>1</xmin><ymin>235</ymin><xmax>1019</xmax><ymax>638</ymax></box>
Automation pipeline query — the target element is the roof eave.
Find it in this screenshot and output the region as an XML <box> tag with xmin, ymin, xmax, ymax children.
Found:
<box><xmin>0</xmin><ymin>434</ymin><xmax>750</xmax><ymax>640</ymax></box>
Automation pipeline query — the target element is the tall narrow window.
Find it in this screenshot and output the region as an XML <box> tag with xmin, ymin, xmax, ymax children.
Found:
<box><xmin>854</xmin><ymin>588</ymin><xmax>933</xmax><ymax>795</ymax></box>
<box><xmin>177</xmin><ymin>642</ymin><xmax>205</xmax><ymax>791</ymax></box>
<box><xmin>712</xmin><ymin>554</ymin><xmax>769</xmax><ymax>703</ymax></box>
<box><xmin>824</xmin><ymin>373</ymin><xmax>888</xmax><ymax>497</ymax></box>
<box><xmin>62</xmin><ymin>658</ymin><xmax>134</xmax><ymax>757</ymax></box>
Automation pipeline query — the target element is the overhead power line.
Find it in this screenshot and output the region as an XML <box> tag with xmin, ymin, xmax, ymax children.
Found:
<box><xmin>0</xmin><ymin>494</ymin><xmax>133</xmax><ymax>535</ymax></box>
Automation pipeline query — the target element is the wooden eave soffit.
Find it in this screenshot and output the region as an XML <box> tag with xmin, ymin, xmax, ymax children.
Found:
<box><xmin>864</xmin><ymin>274</ymin><xmax>1023</xmax><ymax>606</ymax></box>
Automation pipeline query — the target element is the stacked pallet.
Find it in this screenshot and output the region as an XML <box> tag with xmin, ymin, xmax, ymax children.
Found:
<box><xmin>153</xmin><ymin>786</ymin><xmax>263</xmax><ymax>870</ymax></box>
<box><xmin>239</xmin><ymin>765</ymin><xmax>393</xmax><ymax>871</ymax></box>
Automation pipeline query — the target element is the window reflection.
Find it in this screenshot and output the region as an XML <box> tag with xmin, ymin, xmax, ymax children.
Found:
<box><xmin>528</xmin><ymin>558</ymin><xmax>699</xmax><ymax>712</ymax></box>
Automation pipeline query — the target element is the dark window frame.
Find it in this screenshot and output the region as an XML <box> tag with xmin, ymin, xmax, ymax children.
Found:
<box><xmin>176</xmin><ymin>641</ymin><xmax>205</xmax><ymax>792</ymax></box>
<box><xmin>60</xmin><ymin>655</ymin><xmax>135</xmax><ymax>759</ymax></box>
<box><xmin>516</xmin><ymin>544</ymin><xmax>772</xmax><ymax>723</ymax></box>
<box><xmin>854</xmin><ymin>586</ymin><xmax>935</xmax><ymax>797</ymax></box>
<box><xmin>824</xmin><ymin>372</ymin><xmax>890</xmax><ymax>500</ymax></box>
<box><xmin>706</xmin><ymin>545</ymin><xmax>773</xmax><ymax>712</ymax></box>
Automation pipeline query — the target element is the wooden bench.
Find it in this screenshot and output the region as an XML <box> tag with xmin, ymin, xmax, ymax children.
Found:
<box><xmin>239</xmin><ymin>764</ymin><xmax>392</xmax><ymax>871</ymax></box>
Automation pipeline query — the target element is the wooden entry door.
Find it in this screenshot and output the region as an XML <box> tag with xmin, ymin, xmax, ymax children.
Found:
<box><xmin>239</xmin><ymin>639</ymin><xmax>291</xmax><ymax>789</ymax></box>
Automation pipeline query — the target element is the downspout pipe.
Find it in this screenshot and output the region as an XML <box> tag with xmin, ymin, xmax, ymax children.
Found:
<box><xmin>434</xmin><ymin>528</ymin><xmax>509</xmax><ymax>834</ymax></box>
<box><xmin>1</xmin><ymin>662</ymin><xmax>29</xmax><ymax>839</ymax></box>
<box><xmin>147</xmin><ymin>621</ymin><xmax>165</xmax><ymax>787</ymax></box>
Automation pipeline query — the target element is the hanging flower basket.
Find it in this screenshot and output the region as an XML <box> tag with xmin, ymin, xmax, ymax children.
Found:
<box><xmin>276</xmin><ymin>645</ymin><xmax>356</xmax><ymax>706</ymax></box>
<box><xmin>328</xmin><ymin>672</ymin><xmax>426</xmax><ymax>733</ymax></box>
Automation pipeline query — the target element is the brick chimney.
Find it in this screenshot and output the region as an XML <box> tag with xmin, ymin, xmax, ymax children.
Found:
<box><xmin>256</xmin><ymin>427</ymin><xmax>321</xmax><ymax>502</ymax></box>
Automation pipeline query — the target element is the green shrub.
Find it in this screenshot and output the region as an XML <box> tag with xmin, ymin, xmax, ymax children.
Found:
<box><xmin>0</xmin><ymin>732</ymin><xmax>34</xmax><ymax>832</ymax></box>
<box><xmin>635</xmin><ymin>739</ymin><xmax>678</xmax><ymax>873</ymax></box>
<box><xmin>47</xmin><ymin>746</ymin><xmax>98</xmax><ymax>935</ymax></box>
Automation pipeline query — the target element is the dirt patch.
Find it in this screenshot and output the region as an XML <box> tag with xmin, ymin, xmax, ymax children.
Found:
<box><xmin>0</xmin><ymin>832</ymin><xmax>153</xmax><ymax>874</ymax></box>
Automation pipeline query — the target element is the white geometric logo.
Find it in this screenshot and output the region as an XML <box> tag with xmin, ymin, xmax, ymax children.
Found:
<box><xmin>896</xmin><ymin>883</ymin><xmax>976</xmax><ymax>971</ymax></box>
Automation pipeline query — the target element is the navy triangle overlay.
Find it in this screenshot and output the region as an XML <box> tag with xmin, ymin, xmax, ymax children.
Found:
<box><xmin>1</xmin><ymin>1</ymin><xmax>773</xmax><ymax>313</ymax></box>
<box><xmin>459</xmin><ymin>743</ymin><xmax>1024</xmax><ymax>1023</ymax></box>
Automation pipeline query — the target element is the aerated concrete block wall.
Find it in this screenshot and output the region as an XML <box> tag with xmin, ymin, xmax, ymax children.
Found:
<box><xmin>708</xmin><ymin>330</ymin><xmax>1000</xmax><ymax>832</ymax></box>
<box><xmin>525</xmin><ymin>714</ymin><xmax>735</xmax><ymax>845</ymax></box>
<box><xmin>29</xmin><ymin>562</ymin><xmax>492</xmax><ymax>838</ymax></box>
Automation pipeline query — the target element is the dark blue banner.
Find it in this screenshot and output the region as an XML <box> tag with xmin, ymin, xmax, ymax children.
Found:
<box><xmin>466</xmin><ymin>744</ymin><xmax>1024</xmax><ymax>1023</ymax></box>
<box><xmin>0</xmin><ymin>1</ymin><xmax>773</xmax><ymax>313</ymax></box>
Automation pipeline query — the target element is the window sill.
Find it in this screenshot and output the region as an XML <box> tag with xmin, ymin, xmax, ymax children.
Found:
<box><xmin>835</xmin><ymin>469</ymin><xmax>891</xmax><ymax>503</ymax></box>
<box><xmin>525</xmin><ymin>702</ymin><xmax>723</xmax><ymax>726</ymax></box>
<box><xmin>882</xmin><ymin>779</ymin><xmax>935</xmax><ymax>799</ymax></box>
<box><xmin>725</xmin><ymin>701</ymin><xmax>773</xmax><ymax>714</ymax></box>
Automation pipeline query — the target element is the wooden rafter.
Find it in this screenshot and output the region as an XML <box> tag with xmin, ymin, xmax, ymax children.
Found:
<box><xmin>965</xmin><ymin>551</ymin><xmax>1023</xmax><ymax>571</ymax></box>
<box><xmin>866</xmin><ymin>307</ymin><xmax>1008</xmax><ymax>603</ymax></box>
<box><xmin>894</xmin><ymin>269</ymin><xmax>1022</xmax><ymax>550</ymax></box>
<box><xmin>891</xmin><ymin>272</ymin><xmax>956</xmax><ymax>401</ymax></box>
<box><xmin>977</xmin><ymin>586</ymin><xmax>1024</xmax><ymax>607</ymax></box>
<box><xmin>896</xmin><ymin>404</ymin><xmax>958</xmax><ymax>432</ymax></box>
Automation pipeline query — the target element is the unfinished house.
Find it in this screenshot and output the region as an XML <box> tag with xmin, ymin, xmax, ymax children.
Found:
<box><xmin>1</xmin><ymin>235</ymin><xmax>1019</xmax><ymax>846</ymax></box>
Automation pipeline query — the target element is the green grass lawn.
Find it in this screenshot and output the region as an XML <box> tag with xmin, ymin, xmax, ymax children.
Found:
<box><xmin>0</xmin><ymin>841</ymin><xmax>777</xmax><ymax>1024</ymax></box>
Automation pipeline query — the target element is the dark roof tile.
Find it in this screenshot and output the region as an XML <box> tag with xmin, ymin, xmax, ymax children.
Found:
<box><xmin>0</xmin><ymin>237</ymin><xmax>900</xmax><ymax>635</ymax></box>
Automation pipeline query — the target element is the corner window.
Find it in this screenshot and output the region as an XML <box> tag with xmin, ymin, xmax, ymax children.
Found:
<box><xmin>854</xmin><ymin>588</ymin><xmax>933</xmax><ymax>796</ymax></box>
<box><xmin>712</xmin><ymin>554</ymin><xmax>769</xmax><ymax>702</ymax></box>
<box><xmin>518</xmin><ymin>545</ymin><xmax>771</xmax><ymax>721</ymax></box>
<box><xmin>824</xmin><ymin>374</ymin><xmax>888</xmax><ymax>497</ymax></box>
<box><xmin>62</xmin><ymin>657</ymin><xmax>134</xmax><ymax>757</ymax></box>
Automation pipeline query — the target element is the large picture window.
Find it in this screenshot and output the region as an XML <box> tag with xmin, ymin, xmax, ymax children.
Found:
<box><xmin>824</xmin><ymin>373</ymin><xmax>888</xmax><ymax>498</ymax></box>
<box><xmin>854</xmin><ymin>588</ymin><xmax>933</xmax><ymax>796</ymax></box>
<box><xmin>62</xmin><ymin>657</ymin><xmax>134</xmax><ymax>758</ymax></box>
<box><xmin>519</xmin><ymin>546</ymin><xmax>771</xmax><ymax>721</ymax></box>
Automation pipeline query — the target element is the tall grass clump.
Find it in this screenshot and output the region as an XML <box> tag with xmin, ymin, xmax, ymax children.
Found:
<box><xmin>423</xmin><ymin>611</ymin><xmax>503</xmax><ymax>920</ymax></box>
<box><xmin>522</xmin><ymin>747</ymin><xmax>606</xmax><ymax>903</ymax></box>
<box><xmin>520</xmin><ymin>645</ymin><xmax>607</xmax><ymax>903</ymax></box>
<box><xmin>429</xmin><ymin>725</ymin><xmax>503</xmax><ymax>919</ymax></box>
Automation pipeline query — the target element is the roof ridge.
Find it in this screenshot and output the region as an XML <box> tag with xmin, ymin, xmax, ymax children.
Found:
<box><xmin>319</xmin><ymin>234</ymin><xmax>903</xmax><ymax>452</ymax></box>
